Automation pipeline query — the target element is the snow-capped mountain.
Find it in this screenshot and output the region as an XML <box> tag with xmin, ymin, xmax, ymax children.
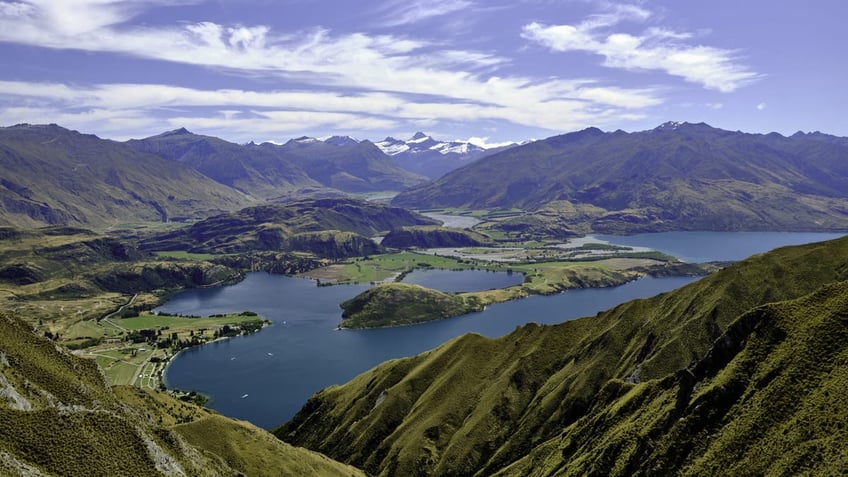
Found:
<box><xmin>322</xmin><ymin>135</ymin><xmax>361</xmax><ymax>147</ymax></box>
<box><xmin>374</xmin><ymin>132</ymin><xmax>515</xmax><ymax>179</ymax></box>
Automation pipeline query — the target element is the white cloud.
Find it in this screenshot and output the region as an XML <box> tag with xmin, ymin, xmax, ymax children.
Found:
<box><xmin>463</xmin><ymin>136</ymin><xmax>515</xmax><ymax>148</ymax></box>
<box><xmin>0</xmin><ymin>75</ymin><xmax>660</xmax><ymax>140</ymax></box>
<box><xmin>757</xmin><ymin>102</ymin><xmax>767</xmax><ymax>110</ymax></box>
<box><xmin>706</xmin><ymin>102</ymin><xmax>724</xmax><ymax>110</ymax></box>
<box><xmin>521</xmin><ymin>6</ymin><xmax>760</xmax><ymax>92</ymax></box>
<box><xmin>0</xmin><ymin>1</ymin><xmax>668</xmax><ymax>140</ymax></box>
<box><xmin>375</xmin><ymin>0</ymin><xmax>475</xmax><ymax>27</ymax></box>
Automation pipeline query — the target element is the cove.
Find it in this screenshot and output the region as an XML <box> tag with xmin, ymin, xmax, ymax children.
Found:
<box><xmin>162</xmin><ymin>231</ymin><xmax>843</xmax><ymax>429</ymax></box>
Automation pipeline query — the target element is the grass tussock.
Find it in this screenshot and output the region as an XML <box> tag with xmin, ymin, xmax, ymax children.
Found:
<box><xmin>0</xmin><ymin>311</ymin><xmax>364</xmax><ymax>476</ymax></box>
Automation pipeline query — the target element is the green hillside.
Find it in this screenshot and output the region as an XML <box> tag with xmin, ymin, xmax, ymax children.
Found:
<box><xmin>129</xmin><ymin>128</ymin><xmax>427</xmax><ymax>196</ymax></box>
<box><xmin>340</xmin><ymin>283</ymin><xmax>484</xmax><ymax>328</ymax></box>
<box><xmin>381</xmin><ymin>226</ymin><xmax>493</xmax><ymax>248</ymax></box>
<box><xmin>0</xmin><ymin>124</ymin><xmax>250</xmax><ymax>228</ymax></box>
<box><xmin>141</xmin><ymin>198</ymin><xmax>438</xmax><ymax>255</ymax></box>
<box><xmin>276</xmin><ymin>235</ymin><xmax>848</xmax><ymax>476</ymax></box>
<box><xmin>0</xmin><ymin>311</ymin><xmax>365</xmax><ymax>476</ymax></box>
<box><xmin>127</xmin><ymin>128</ymin><xmax>321</xmax><ymax>198</ymax></box>
<box><xmin>393</xmin><ymin>123</ymin><xmax>848</xmax><ymax>233</ymax></box>
<box><xmin>254</xmin><ymin>138</ymin><xmax>427</xmax><ymax>193</ymax></box>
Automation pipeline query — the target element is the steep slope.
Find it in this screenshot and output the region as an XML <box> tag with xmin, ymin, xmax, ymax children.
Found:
<box><xmin>380</xmin><ymin>226</ymin><xmax>493</xmax><ymax>248</ymax></box>
<box><xmin>376</xmin><ymin>132</ymin><xmax>514</xmax><ymax>179</ymax></box>
<box><xmin>393</xmin><ymin>123</ymin><xmax>848</xmax><ymax>232</ymax></box>
<box><xmin>252</xmin><ymin>137</ymin><xmax>427</xmax><ymax>192</ymax></box>
<box><xmin>127</xmin><ymin>128</ymin><xmax>320</xmax><ymax>198</ymax></box>
<box><xmin>0</xmin><ymin>124</ymin><xmax>250</xmax><ymax>228</ymax></box>
<box><xmin>0</xmin><ymin>311</ymin><xmax>364</xmax><ymax>476</ymax></box>
<box><xmin>141</xmin><ymin>198</ymin><xmax>438</xmax><ymax>255</ymax></box>
<box><xmin>499</xmin><ymin>280</ymin><xmax>848</xmax><ymax>476</ymax></box>
<box><xmin>277</xmin><ymin>235</ymin><xmax>848</xmax><ymax>476</ymax></box>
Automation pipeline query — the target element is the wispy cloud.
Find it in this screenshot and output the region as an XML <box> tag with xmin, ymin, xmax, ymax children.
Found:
<box><xmin>0</xmin><ymin>1</ymin><xmax>665</xmax><ymax>140</ymax></box>
<box><xmin>0</xmin><ymin>79</ymin><xmax>661</xmax><ymax>141</ymax></box>
<box><xmin>374</xmin><ymin>0</ymin><xmax>475</xmax><ymax>27</ymax></box>
<box><xmin>521</xmin><ymin>3</ymin><xmax>760</xmax><ymax>92</ymax></box>
<box><xmin>757</xmin><ymin>102</ymin><xmax>767</xmax><ymax>110</ymax></box>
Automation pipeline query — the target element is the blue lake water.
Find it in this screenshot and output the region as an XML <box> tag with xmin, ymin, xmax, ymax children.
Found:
<box><xmin>162</xmin><ymin>231</ymin><xmax>843</xmax><ymax>429</ymax></box>
<box><xmin>592</xmin><ymin>231</ymin><xmax>845</xmax><ymax>263</ymax></box>
<box><xmin>401</xmin><ymin>268</ymin><xmax>524</xmax><ymax>292</ymax></box>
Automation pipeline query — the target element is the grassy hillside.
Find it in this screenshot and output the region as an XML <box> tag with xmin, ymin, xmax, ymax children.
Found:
<box><xmin>128</xmin><ymin>128</ymin><xmax>426</xmax><ymax>195</ymax></box>
<box><xmin>393</xmin><ymin>123</ymin><xmax>848</xmax><ymax>233</ymax></box>
<box><xmin>127</xmin><ymin>128</ymin><xmax>321</xmax><ymax>198</ymax></box>
<box><xmin>340</xmin><ymin>283</ymin><xmax>484</xmax><ymax>328</ymax></box>
<box><xmin>254</xmin><ymin>139</ymin><xmax>427</xmax><ymax>193</ymax></box>
<box><xmin>0</xmin><ymin>124</ymin><xmax>249</xmax><ymax>228</ymax></box>
<box><xmin>277</xmin><ymin>235</ymin><xmax>848</xmax><ymax>476</ymax></box>
<box><xmin>381</xmin><ymin>226</ymin><xmax>493</xmax><ymax>248</ymax></box>
<box><xmin>141</xmin><ymin>198</ymin><xmax>438</xmax><ymax>255</ymax></box>
<box><xmin>0</xmin><ymin>311</ymin><xmax>365</xmax><ymax>476</ymax></box>
<box><xmin>0</xmin><ymin>227</ymin><xmax>239</xmax><ymax>338</ymax></box>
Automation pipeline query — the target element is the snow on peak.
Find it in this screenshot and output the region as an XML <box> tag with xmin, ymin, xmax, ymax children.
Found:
<box><xmin>375</xmin><ymin>137</ymin><xmax>410</xmax><ymax>155</ymax></box>
<box><xmin>322</xmin><ymin>135</ymin><xmax>360</xmax><ymax>147</ymax></box>
<box><xmin>408</xmin><ymin>132</ymin><xmax>434</xmax><ymax>144</ymax></box>
<box><xmin>431</xmin><ymin>142</ymin><xmax>474</xmax><ymax>155</ymax></box>
<box><xmin>656</xmin><ymin>121</ymin><xmax>685</xmax><ymax>130</ymax></box>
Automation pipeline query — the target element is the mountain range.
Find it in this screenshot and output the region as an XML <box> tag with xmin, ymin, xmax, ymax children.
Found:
<box><xmin>0</xmin><ymin>124</ymin><xmax>430</xmax><ymax>228</ymax></box>
<box><xmin>4</xmin><ymin>122</ymin><xmax>848</xmax><ymax>234</ymax></box>
<box><xmin>0</xmin><ymin>124</ymin><xmax>250</xmax><ymax>228</ymax></box>
<box><xmin>129</xmin><ymin>128</ymin><xmax>427</xmax><ymax>197</ymax></box>
<box><xmin>375</xmin><ymin>132</ymin><xmax>515</xmax><ymax>179</ymax></box>
<box><xmin>393</xmin><ymin>122</ymin><xmax>848</xmax><ymax>232</ymax></box>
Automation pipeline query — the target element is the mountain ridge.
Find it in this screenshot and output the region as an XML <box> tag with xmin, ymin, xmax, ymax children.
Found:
<box><xmin>392</xmin><ymin>122</ymin><xmax>848</xmax><ymax>232</ymax></box>
<box><xmin>0</xmin><ymin>124</ymin><xmax>251</xmax><ymax>228</ymax></box>
<box><xmin>375</xmin><ymin>132</ymin><xmax>516</xmax><ymax>179</ymax></box>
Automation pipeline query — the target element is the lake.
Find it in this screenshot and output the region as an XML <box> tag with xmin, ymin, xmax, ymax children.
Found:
<box><xmin>592</xmin><ymin>231</ymin><xmax>844</xmax><ymax>263</ymax></box>
<box><xmin>401</xmin><ymin>268</ymin><xmax>524</xmax><ymax>292</ymax></box>
<box><xmin>162</xmin><ymin>231</ymin><xmax>842</xmax><ymax>429</ymax></box>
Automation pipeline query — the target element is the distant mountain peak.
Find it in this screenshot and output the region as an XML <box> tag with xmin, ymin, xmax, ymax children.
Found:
<box><xmin>163</xmin><ymin>127</ymin><xmax>192</xmax><ymax>136</ymax></box>
<box><xmin>652</xmin><ymin>121</ymin><xmax>716</xmax><ymax>133</ymax></box>
<box><xmin>655</xmin><ymin>121</ymin><xmax>685</xmax><ymax>130</ymax></box>
<box><xmin>322</xmin><ymin>135</ymin><xmax>361</xmax><ymax>147</ymax></box>
<box><xmin>411</xmin><ymin>132</ymin><xmax>428</xmax><ymax>140</ymax></box>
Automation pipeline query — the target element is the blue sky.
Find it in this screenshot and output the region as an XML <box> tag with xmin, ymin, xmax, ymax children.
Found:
<box><xmin>0</xmin><ymin>0</ymin><xmax>845</xmax><ymax>145</ymax></box>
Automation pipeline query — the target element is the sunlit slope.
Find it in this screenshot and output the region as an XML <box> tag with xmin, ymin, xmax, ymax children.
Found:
<box><xmin>277</xmin><ymin>236</ymin><xmax>848</xmax><ymax>476</ymax></box>
<box><xmin>0</xmin><ymin>124</ymin><xmax>249</xmax><ymax>228</ymax></box>
<box><xmin>393</xmin><ymin>123</ymin><xmax>848</xmax><ymax>233</ymax></box>
<box><xmin>0</xmin><ymin>312</ymin><xmax>364</xmax><ymax>477</ymax></box>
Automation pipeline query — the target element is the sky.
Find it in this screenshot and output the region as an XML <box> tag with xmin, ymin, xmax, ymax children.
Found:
<box><xmin>0</xmin><ymin>0</ymin><xmax>845</xmax><ymax>145</ymax></box>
